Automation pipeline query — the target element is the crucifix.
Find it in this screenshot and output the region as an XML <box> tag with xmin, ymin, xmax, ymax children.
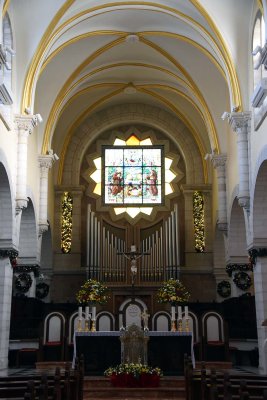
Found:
<box><xmin>117</xmin><ymin>245</ymin><xmax>150</xmax><ymax>300</ymax></box>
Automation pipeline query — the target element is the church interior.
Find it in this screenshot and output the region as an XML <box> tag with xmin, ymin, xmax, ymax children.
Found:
<box><xmin>1</xmin><ymin>0</ymin><xmax>267</xmax><ymax>398</ymax></box>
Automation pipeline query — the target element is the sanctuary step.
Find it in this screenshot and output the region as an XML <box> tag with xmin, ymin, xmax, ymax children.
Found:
<box><xmin>83</xmin><ymin>376</ymin><xmax>186</xmax><ymax>399</ymax></box>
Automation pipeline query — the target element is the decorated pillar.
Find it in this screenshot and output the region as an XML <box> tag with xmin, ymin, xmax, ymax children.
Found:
<box><xmin>14</xmin><ymin>115</ymin><xmax>37</xmax><ymax>213</ymax></box>
<box><xmin>228</xmin><ymin>112</ymin><xmax>251</xmax><ymax>210</ymax></box>
<box><xmin>181</xmin><ymin>184</ymin><xmax>212</xmax><ymax>266</ymax></box>
<box><xmin>211</xmin><ymin>154</ymin><xmax>227</xmax><ymax>231</ymax></box>
<box><xmin>54</xmin><ymin>186</ymin><xmax>84</xmax><ymax>269</ymax></box>
<box><xmin>38</xmin><ymin>152</ymin><xmax>58</xmax><ymax>235</ymax></box>
<box><xmin>248</xmin><ymin>249</ymin><xmax>267</xmax><ymax>374</ymax></box>
<box><xmin>0</xmin><ymin>249</ymin><xmax>17</xmax><ymax>369</ymax></box>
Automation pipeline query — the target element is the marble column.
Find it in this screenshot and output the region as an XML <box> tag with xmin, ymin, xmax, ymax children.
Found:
<box><xmin>38</xmin><ymin>153</ymin><xmax>57</xmax><ymax>235</ymax></box>
<box><xmin>211</xmin><ymin>154</ymin><xmax>227</xmax><ymax>231</ymax></box>
<box><xmin>228</xmin><ymin>112</ymin><xmax>251</xmax><ymax>210</ymax></box>
<box><xmin>0</xmin><ymin>250</ymin><xmax>15</xmax><ymax>369</ymax></box>
<box><xmin>14</xmin><ymin>115</ymin><xmax>36</xmax><ymax>213</ymax></box>
<box><xmin>252</xmin><ymin>251</ymin><xmax>267</xmax><ymax>374</ymax></box>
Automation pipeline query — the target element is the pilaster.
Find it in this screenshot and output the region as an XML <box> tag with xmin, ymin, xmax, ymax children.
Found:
<box><xmin>211</xmin><ymin>154</ymin><xmax>227</xmax><ymax>231</ymax></box>
<box><xmin>228</xmin><ymin>112</ymin><xmax>251</xmax><ymax>210</ymax></box>
<box><xmin>38</xmin><ymin>153</ymin><xmax>57</xmax><ymax>235</ymax></box>
<box><xmin>14</xmin><ymin>115</ymin><xmax>37</xmax><ymax>214</ymax></box>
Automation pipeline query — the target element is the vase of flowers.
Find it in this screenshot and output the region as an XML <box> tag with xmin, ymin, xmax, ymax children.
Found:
<box><xmin>76</xmin><ymin>279</ymin><xmax>109</xmax><ymax>305</ymax></box>
<box><xmin>104</xmin><ymin>363</ymin><xmax>162</xmax><ymax>387</ymax></box>
<box><xmin>157</xmin><ymin>278</ymin><xmax>190</xmax><ymax>305</ymax></box>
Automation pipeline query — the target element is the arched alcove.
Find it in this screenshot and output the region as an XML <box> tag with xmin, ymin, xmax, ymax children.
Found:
<box><xmin>0</xmin><ymin>162</ymin><xmax>13</xmax><ymax>246</ymax></box>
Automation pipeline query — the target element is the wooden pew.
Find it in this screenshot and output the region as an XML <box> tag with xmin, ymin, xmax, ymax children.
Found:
<box><xmin>184</xmin><ymin>359</ymin><xmax>267</xmax><ymax>400</ymax></box>
<box><xmin>0</xmin><ymin>357</ymin><xmax>83</xmax><ymax>400</ymax></box>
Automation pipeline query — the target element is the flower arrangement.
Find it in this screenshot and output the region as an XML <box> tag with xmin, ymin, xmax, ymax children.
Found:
<box><xmin>104</xmin><ymin>363</ymin><xmax>162</xmax><ymax>387</ymax></box>
<box><xmin>157</xmin><ymin>278</ymin><xmax>190</xmax><ymax>305</ymax></box>
<box><xmin>76</xmin><ymin>279</ymin><xmax>109</xmax><ymax>305</ymax></box>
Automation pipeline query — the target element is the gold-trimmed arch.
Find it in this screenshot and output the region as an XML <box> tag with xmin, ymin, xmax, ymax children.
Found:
<box><xmin>21</xmin><ymin>1</ymin><xmax>242</xmax><ymax>114</ymax></box>
<box><xmin>42</xmin><ymin>34</ymin><xmax>219</xmax><ymax>154</ymax></box>
<box><xmin>56</xmin><ymin>87</ymin><xmax>208</xmax><ymax>185</ymax></box>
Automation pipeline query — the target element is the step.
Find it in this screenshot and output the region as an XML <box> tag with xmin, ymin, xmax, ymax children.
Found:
<box><xmin>83</xmin><ymin>376</ymin><xmax>186</xmax><ymax>400</ymax></box>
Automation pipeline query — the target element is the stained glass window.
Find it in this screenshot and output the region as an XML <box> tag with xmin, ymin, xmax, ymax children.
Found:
<box><xmin>102</xmin><ymin>146</ymin><xmax>164</xmax><ymax>205</ymax></box>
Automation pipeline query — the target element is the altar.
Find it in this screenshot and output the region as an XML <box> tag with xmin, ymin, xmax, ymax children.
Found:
<box><xmin>74</xmin><ymin>331</ymin><xmax>193</xmax><ymax>376</ymax></box>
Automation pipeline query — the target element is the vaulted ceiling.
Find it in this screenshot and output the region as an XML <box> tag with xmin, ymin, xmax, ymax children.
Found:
<box><xmin>10</xmin><ymin>0</ymin><xmax>254</xmax><ymax>185</ymax></box>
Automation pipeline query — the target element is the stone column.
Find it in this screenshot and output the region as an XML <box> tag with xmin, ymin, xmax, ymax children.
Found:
<box><xmin>14</xmin><ymin>115</ymin><xmax>36</xmax><ymax>213</ymax></box>
<box><xmin>0</xmin><ymin>249</ymin><xmax>17</xmax><ymax>369</ymax></box>
<box><xmin>228</xmin><ymin>112</ymin><xmax>251</xmax><ymax>210</ymax></box>
<box><xmin>211</xmin><ymin>155</ymin><xmax>227</xmax><ymax>231</ymax></box>
<box><xmin>251</xmin><ymin>251</ymin><xmax>267</xmax><ymax>374</ymax></box>
<box><xmin>38</xmin><ymin>153</ymin><xmax>57</xmax><ymax>235</ymax></box>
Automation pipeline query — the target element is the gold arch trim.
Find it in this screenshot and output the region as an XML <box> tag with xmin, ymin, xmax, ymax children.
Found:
<box><xmin>42</xmin><ymin>34</ymin><xmax>219</xmax><ymax>155</ymax></box>
<box><xmin>22</xmin><ymin>1</ymin><xmax>241</xmax><ymax>114</ymax></box>
<box><xmin>57</xmin><ymin>85</ymin><xmax>208</xmax><ymax>185</ymax></box>
<box><xmin>21</xmin><ymin>0</ymin><xmax>75</xmax><ymax>112</ymax></box>
<box><xmin>189</xmin><ymin>0</ymin><xmax>242</xmax><ymax>110</ymax></box>
<box><xmin>2</xmin><ymin>0</ymin><xmax>10</xmax><ymax>17</ymax></box>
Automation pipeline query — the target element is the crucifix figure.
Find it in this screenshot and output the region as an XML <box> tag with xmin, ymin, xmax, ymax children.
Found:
<box><xmin>117</xmin><ymin>244</ymin><xmax>150</xmax><ymax>299</ymax></box>
<box><xmin>141</xmin><ymin>308</ymin><xmax>150</xmax><ymax>331</ymax></box>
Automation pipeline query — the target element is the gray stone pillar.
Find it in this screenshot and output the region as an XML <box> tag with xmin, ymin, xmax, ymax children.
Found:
<box><xmin>211</xmin><ymin>155</ymin><xmax>227</xmax><ymax>231</ymax></box>
<box><xmin>38</xmin><ymin>153</ymin><xmax>57</xmax><ymax>235</ymax></box>
<box><xmin>228</xmin><ymin>112</ymin><xmax>251</xmax><ymax>210</ymax></box>
<box><xmin>0</xmin><ymin>250</ymin><xmax>15</xmax><ymax>369</ymax></box>
<box><xmin>14</xmin><ymin>115</ymin><xmax>36</xmax><ymax>213</ymax></box>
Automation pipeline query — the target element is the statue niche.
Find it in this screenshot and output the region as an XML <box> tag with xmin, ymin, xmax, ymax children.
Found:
<box><xmin>120</xmin><ymin>324</ymin><xmax>149</xmax><ymax>364</ymax></box>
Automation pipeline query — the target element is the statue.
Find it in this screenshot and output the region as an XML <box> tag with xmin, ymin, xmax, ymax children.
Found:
<box><xmin>141</xmin><ymin>309</ymin><xmax>150</xmax><ymax>331</ymax></box>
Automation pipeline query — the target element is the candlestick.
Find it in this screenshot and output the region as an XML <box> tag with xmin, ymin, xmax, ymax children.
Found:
<box><xmin>178</xmin><ymin>319</ymin><xmax>183</xmax><ymax>332</ymax></box>
<box><xmin>178</xmin><ymin>306</ymin><xmax>182</xmax><ymax>320</ymax></box>
<box><xmin>91</xmin><ymin>320</ymin><xmax>96</xmax><ymax>332</ymax></box>
<box><xmin>171</xmin><ymin>306</ymin><xmax>175</xmax><ymax>321</ymax></box>
<box><xmin>171</xmin><ymin>320</ymin><xmax>176</xmax><ymax>332</ymax></box>
<box><xmin>92</xmin><ymin>306</ymin><xmax>96</xmax><ymax>320</ymax></box>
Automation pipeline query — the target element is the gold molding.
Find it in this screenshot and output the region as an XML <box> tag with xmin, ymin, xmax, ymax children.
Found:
<box><xmin>21</xmin><ymin>0</ymin><xmax>75</xmax><ymax>113</ymax></box>
<box><xmin>57</xmin><ymin>86</ymin><xmax>207</xmax><ymax>185</ymax></box>
<box><xmin>189</xmin><ymin>0</ymin><xmax>242</xmax><ymax>110</ymax></box>
<box><xmin>22</xmin><ymin>1</ymin><xmax>241</xmax><ymax>115</ymax></box>
<box><xmin>42</xmin><ymin>36</ymin><xmax>126</xmax><ymax>153</ymax></box>
<box><xmin>3</xmin><ymin>0</ymin><xmax>10</xmax><ymax>17</ymax></box>
<box><xmin>257</xmin><ymin>0</ymin><xmax>263</xmax><ymax>14</ymax></box>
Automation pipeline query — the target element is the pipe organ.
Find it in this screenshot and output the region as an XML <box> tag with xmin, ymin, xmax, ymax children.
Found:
<box><xmin>87</xmin><ymin>204</ymin><xmax>180</xmax><ymax>284</ymax></box>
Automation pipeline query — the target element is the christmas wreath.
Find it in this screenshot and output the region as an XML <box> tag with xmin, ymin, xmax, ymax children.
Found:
<box><xmin>233</xmin><ymin>271</ymin><xmax>252</xmax><ymax>291</ymax></box>
<box><xmin>36</xmin><ymin>282</ymin><xmax>49</xmax><ymax>299</ymax></box>
<box><xmin>217</xmin><ymin>280</ymin><xmax>231</xmax><ymax>298</ymax></box>
<box><xmin>15</xmin><ymin>273</ymin><xmax>32</xmax><ymax>293</ymax></box>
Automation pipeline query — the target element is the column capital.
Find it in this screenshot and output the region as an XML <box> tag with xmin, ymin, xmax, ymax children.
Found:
<box><xmin>38</xmin><ymin>154</ymin><xmax>55</xmax><ymax>170</ymax></box>
<box><xmin>14</xmin><ymin>115</ymin><xmax>37</xmax><ymax>134</ymax></box>
<box><xmin>228</xmin><ymin>111</ymin><xmax>251</xmax><ymax>133</ymax></box>
<box><xmin>210</xmin><ymin>154</ymin><xmax>227</xmax><ymax>169</ymax></box>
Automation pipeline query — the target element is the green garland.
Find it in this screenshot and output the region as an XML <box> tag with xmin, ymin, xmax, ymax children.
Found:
<box><xmin>217</xmin><ymin>280</ymin><xmax>231</xmax><ymax>298</ymax></box>
<box><xmin>36</xmin><ymin>282</ymin><xmax>49</xmax><ymax>299</ymax></box>
<box><xmin>15</xmin><ymin>273</ymin><xmax>32</xmax><ymax>293</ymax></box>
<box><xmin>233</xmin><ymin>271</ymin><xmax>252</xmax><ymax>291</ymax></box>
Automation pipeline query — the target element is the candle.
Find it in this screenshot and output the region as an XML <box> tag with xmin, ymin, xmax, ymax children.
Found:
<box><xmin>85</xmin><ymin>306</ymin><xmax>89</xmax><ymax>320</ymax></box>
<box><xmin>131</xmin><ymin>245</ymin><xmax>136</xmax><ymax>252</ymax></box>
<box><xmin>92</xmin><ymin>306</ymin><xmax>96</xmax><ymax>320</ymax></box>
<box><xmin>185</xmin><ymin>306</ymin><xmax>188</xmax><ymax>319</ymax></box>
<box><xmin>171</xmin><ymin>306</ymin><xmax>175</xmax><ymax>321</ymax></box>
<box><xmin>78</xmin><ymin>306</ymin><xmax>82</xmax><ymax>319</ymax></box>
<box><xmin>178</xmin><ymin>306</ymin><xmax>182</xmax><ymax>320</ymax></box>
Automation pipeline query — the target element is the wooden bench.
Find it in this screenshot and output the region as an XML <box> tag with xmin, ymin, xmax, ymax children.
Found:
<box><xmin>184</xmin><ymin>357</ymin><xmax>267</xmax><ymax>400</ymax></box>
